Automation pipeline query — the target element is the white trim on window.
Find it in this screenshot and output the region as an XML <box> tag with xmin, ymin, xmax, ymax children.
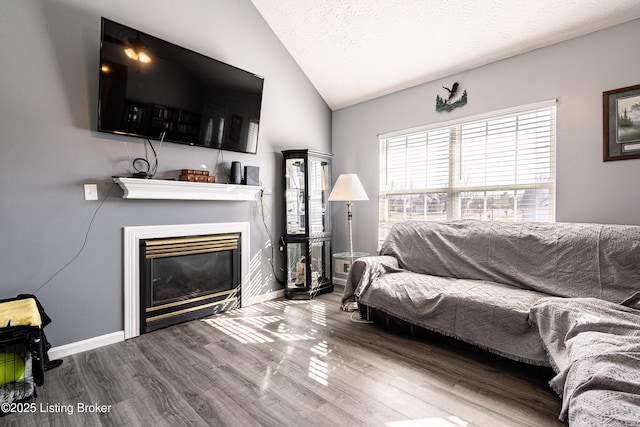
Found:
<box><xmin>379</xmin><ymin>100</ymin><xmax>557</xmax><ymax>245</ymax></box>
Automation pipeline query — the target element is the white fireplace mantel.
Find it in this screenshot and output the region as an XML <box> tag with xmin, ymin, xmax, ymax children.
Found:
<box><xmin>114</xmin><ymin>177</ymin><xmax>261</xmax><ymax>201</ymax></box>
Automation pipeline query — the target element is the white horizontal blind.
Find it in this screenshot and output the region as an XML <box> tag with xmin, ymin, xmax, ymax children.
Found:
<box><xmin>379</xmin><ymin>102</ymin><xmax>556</xmax><ymax>245</ymax></box>
<box><xmin>385</xmin><ymin>128</ymin><xmax>450</xmax><ymax>191</ymax></box>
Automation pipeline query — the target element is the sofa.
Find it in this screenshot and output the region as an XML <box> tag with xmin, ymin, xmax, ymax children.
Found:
<box><xmin>343</xmin><ymin>220</ymin><xmax>640</xmax><ymax>425</ymax></box>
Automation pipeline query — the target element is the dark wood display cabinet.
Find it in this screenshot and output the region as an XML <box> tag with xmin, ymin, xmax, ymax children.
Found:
<box><xmin>281</xmin><ymin>149</ymin><xmax>333</xmax><ymax>300</ymax></box>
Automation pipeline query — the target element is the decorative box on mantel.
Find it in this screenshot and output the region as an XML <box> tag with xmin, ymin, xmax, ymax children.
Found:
<box><xmin>113</xmin><ymin>177</ymin><xmax>261</xmax><ymax>201</ymax></box>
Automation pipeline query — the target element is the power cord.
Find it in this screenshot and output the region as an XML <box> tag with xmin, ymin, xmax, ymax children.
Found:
<box><xmin>259</xmin><ymin>185</ymin><xmax>284</xmax><ymax>287</ymax></box>
<box><xmin>132</xmin><ymin>132</ymin><xmax>164</xmax><ymax>178</ymax></box>
<box><xmin>257</xmin><ymin>186</ymin><xmax>326</xmax><ymax>298</ymax></box>
<box><xmin>31</xmin><ymin>181</ymin><xmax>116</xmax><ymax>295</ymax></box>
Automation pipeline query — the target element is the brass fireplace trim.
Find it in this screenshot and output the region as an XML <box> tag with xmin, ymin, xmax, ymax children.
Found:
<box><xmin>145</xmin><ymin>234</ymin><xmax>239</xmax><ymax>259</ymax></box>
<box><xmin>146</xmin><ymin>289</ymin><xmax>237</xmax><ymax>313</ymax></box>
<box><xmin>146</xmin><ymin>296</ymin><xmax>238</xmax><ymax>323</ymax></box>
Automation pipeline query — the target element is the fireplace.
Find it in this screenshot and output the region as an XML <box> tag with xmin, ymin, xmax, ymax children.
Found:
<box><xmin>140</xmin><ymin>233</ymin><xmax>241</xmax><ymax>334</ymax></box>
<box><xmin>123</xmin><ymin>222</ymin><xmax>251</xmax><ymax>339</ymax></box>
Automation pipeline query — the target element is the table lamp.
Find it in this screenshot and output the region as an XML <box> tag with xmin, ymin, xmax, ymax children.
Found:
<box><xmin>328</xmin><ymin>174</ymin><xmax>368</xmax><ymax>256</ymax></box>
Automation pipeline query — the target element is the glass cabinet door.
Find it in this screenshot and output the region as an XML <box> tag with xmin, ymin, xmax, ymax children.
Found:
<box><xmin>286</xmin><ymin>243</ymin><xmax>306</xmax><ymax>289</ymax></box>
<box><xmin>309</xmin><ymin>239</ymin><xmax>331</xmax><ymax>292</ymax></box>
<box><xmin>285</xmin><ymin>240</ymin><xmax>331</xmax><ymax>294</ymax></box>
<box><xmin>308</xmin><ymin>158</ymin><xmax>331</xmax><ymax>236</ymax></box>
<box><xmin>285</xmin><ymin>158</ymin><xmax>306</xmax><ymax>235</ymax></box>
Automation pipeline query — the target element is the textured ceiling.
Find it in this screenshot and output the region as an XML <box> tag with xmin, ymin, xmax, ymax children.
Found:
<box><xmin>251</xmin><ymin>0</ymin><xmax>640</xmax><ymax>110</ymax></box>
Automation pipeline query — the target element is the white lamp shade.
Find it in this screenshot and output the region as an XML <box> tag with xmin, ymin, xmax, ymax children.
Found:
<box><xmin>328</xmin><ymin>174</ymin><xmax>369</xmax><ymax>201</ymax></box>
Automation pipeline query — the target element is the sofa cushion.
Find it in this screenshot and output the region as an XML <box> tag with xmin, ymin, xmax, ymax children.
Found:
<box><xmin>379</xmin><ymin>220</ymin><xmax>640</xmax><ymax>303</ymax></box>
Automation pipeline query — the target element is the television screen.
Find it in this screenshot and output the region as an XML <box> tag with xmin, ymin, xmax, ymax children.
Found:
<box><xmin>98</xmin><ymin>18</ymin><xmax>263</xmax><ymax>154</ymax></box>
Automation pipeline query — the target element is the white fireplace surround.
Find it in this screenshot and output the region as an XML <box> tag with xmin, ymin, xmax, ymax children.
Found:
<box><xmin>123</xmin><ymin>222</ymin><xmax>250</xmax><ymax>339</ymax></box>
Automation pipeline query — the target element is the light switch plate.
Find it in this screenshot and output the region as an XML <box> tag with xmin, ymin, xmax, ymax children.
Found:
<box><xmin>84</xmin><ymin>184</ymin><xmax>98</xmax><ymax>201</ymax></box>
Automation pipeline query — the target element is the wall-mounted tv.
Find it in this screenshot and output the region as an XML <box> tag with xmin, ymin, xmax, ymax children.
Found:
<box><xmin>98</xmin><ymin>18</ymin><xmax>264</xmax><ymax>154</ymax></box>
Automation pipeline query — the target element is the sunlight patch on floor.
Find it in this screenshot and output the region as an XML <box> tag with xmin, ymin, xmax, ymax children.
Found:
<box><xmin>242</xmin><ymin>315</ymin><xmax>284</xmax><ymax>328</ymax></box>
<box><xmin>308</xmin><ymin>340</ymin><xmax>331</xmax><ymax>386</ymax></box>
<box><xmin>308</xmin><ymin>356</ymin><xmax>329</xmax><ymax>386</ymax></box>
<box><xmin>262</xmin><ymin>300</ymin><xmax>309</xmax><ymax>310</ymax></box>
<box><xmin>385</xmin><ymin>416</ymin><xmax>468</xmax><ymax>427</ymax></box>
<box><xmin>202</xmin><ymin>318</ymin><xmax>274</xmax><ymax>344</ymax></box>
<box><xmin>202</xmin><ymin>297</ymin><xmax>334</xmax><ymax>386</ymax></box>
<box><xmin>217</xmin><ymin>305</ymin><xmax>265</xmax><ymax>316</ymax></box>
<box><xmin>271</xmin><ymin>329</ymin><xmax>317</xmax><ymax>341</ymax></box>
<box><xmin>311</xmin><ymin>301</ymin><xmax>327</xmax><ymax>326</ymax></box>
<box><xmin>202</xmin><ymin>313</ymin><xmax>317</xmax><ymax>343</ymax></box>
<box><xmin>311</xmin><ymin>340</ymin><xmax>329</xmax><ymax>357</ymax></box>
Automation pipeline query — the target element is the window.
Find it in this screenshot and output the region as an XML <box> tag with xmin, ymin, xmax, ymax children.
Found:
<box><xmin>379</xmin><ymin>101</ymin><xmax>556</xmax><ymax>244</ymax></box>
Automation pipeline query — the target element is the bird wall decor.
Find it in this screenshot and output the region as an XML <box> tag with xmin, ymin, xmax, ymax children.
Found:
<box><xmin>443</xmin><ymin>82</ymin><xmax>459</xmax><ymax>100</ymax></box>
<box><xmin>436</xmin><ymin>81</ymin><xmax>467</xmax><ymax>112</ymax></box>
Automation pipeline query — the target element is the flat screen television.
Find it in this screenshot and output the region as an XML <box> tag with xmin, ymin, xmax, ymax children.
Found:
<box><xmin>98</xmin><ymin>18</ymin><xmax>264</xmax><ymax>154</ymax></box>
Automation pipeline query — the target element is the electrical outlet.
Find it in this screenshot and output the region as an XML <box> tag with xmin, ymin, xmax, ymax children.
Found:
<box><xmin>84</xmin><ymin>184</ymin><xmax>98</xmax><ymax>201</ymax></box>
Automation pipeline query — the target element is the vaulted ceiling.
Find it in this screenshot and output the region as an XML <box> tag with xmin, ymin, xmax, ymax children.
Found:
<box><xmin>251</xmin><ymin>0</ymin><xmax>640</xmax><ymax>110</ymax></box>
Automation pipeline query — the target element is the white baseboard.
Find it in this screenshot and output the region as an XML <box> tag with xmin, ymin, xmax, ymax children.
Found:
<box><xmin>333</xmin><ymin>277</ymin><xmax>347</xmax><ymax>286</ymax></box>
<box><xmin>48</xmin><ymin>331</ymin><xmax>125</xmax><ymax>360</ymax></box>
<box><xmin>48</xmin><ymin>291</ymin><xmax>284</xmax><ymax>359</ymax></box>
<box><xmin>242</xmin><ymin>288</ymin><xmax>285</xmax><ymax>306</ymax></box>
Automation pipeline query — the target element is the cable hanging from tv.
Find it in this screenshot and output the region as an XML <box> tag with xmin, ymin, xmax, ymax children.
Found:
<box><xmin>131</xmin><ymin>132</ymin><xmax>165</xmax><ymax>179</ymax></box>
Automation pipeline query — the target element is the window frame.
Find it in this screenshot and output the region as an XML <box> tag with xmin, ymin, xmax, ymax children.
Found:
<box><xmin>379</xmin><ymin>100</ymin><xmax>557</xmax><ymax>244</ymax></box>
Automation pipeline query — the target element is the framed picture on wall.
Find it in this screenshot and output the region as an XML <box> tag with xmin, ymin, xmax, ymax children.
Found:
<box><xmin>603</xmin><ymin>84</ymin><xmax>640</xmax><ymax>161</ymax></box>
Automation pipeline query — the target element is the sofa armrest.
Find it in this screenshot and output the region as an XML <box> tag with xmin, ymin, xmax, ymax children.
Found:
<box><xmin>341</xmin><ymin>256</ymin><xmax>400</xmax><ymax>308</ymax></box>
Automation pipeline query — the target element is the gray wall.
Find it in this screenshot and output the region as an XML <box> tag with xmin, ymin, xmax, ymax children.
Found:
<box><xmin>331</xmin><ymin>19</ymin><xmax>640</xmax><ymax>256</ymax></box>
<box><xmin>0</xmin><ymin>0</ymin><xmax>331</xmax><ymax>345</ymax></box>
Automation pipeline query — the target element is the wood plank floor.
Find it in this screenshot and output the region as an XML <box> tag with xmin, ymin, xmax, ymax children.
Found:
<box><xmin>2</xmin><ymin>290</ymin><xmax>563</xmax><ymax>426</ymax></box>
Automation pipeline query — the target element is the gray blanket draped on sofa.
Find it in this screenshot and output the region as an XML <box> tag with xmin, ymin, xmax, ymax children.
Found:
<box><xmin>343</xmin><ymin>220</ymin><xmax>640</xmax><ymax>423</ymax></box>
